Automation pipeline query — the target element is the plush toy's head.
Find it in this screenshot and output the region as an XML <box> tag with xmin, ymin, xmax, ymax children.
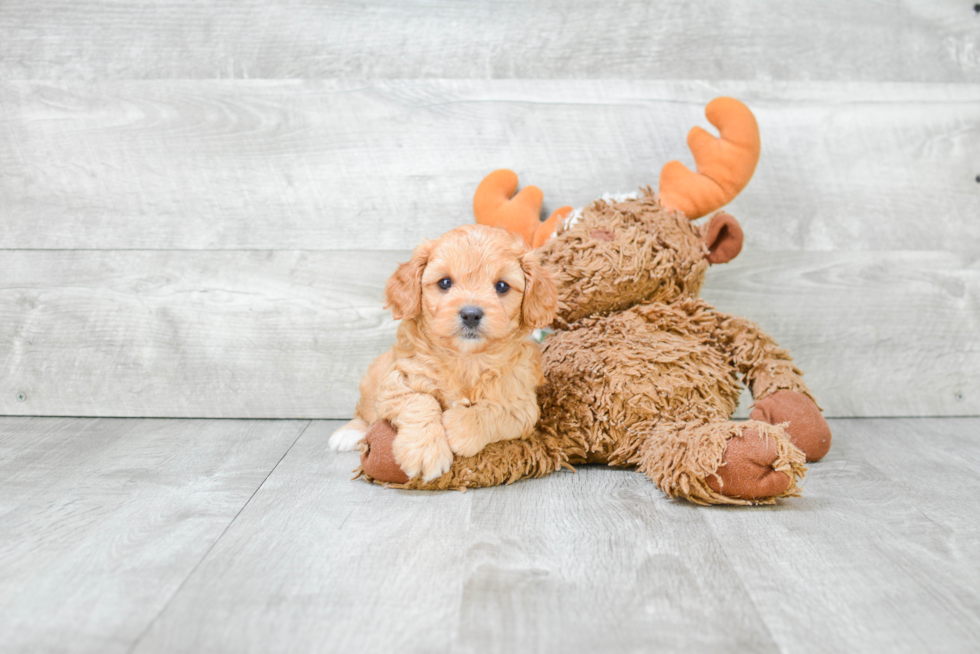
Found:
<box><xmin>473</xmin><ymin>97</ymin><xmax>760</xmax><ymax>326</ymax></box>
<box><xmin>536</xmin><ymin>195</ymin><xmax>743</xmax><ymax>325</ymax></box>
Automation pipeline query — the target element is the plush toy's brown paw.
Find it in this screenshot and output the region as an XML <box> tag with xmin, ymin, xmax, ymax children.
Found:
<box><xmin>705</xmin><ymin>428</ymin><xmax>791</xmax><ymax>500</ymax></box>
<box><xmin>750</xmin><ymin>390</ymin><xmax>832</xmax><ymax>462</ymax></box>
<box><xmin>359</xmin><ymin>421</ymin><xmax>409</xmax><ymax>484</ymax></box>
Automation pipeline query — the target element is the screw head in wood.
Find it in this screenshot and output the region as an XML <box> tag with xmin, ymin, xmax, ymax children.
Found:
<box><xmin>16</xmin><ymin>392</ymin><xmax>26</xmax><ymax>402</ymax></box>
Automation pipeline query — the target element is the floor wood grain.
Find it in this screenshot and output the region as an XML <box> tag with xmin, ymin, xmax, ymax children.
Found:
<box><xmin>1</xmin><ymin>417</ymin><xmax>977</xmax><ymax>653</ymax></box>
<box><xmin>134</xmin><ymin>421</ymin><xmax>780</xmax><ymax>654</ymax></box>
<box><xmin>2</xmin><ymin>80</ymin><xmax>977</xmax><ymax>251</ymax></box>
<box><xmin>453</xmin><ymin>470</ymin><xmax>776</xmax><ymax>653</ymax></box>
<box><xmin>130</xmin><ymin>420</ymin><xmax>474</xmax><ymax>654</ymax></box>
<box><xmin>703</xmin><ymin>418</ymin><xmax>980</xmax><ymax>653</ymax></box>
<box><xmin>0</xmin><ymin>417</ymin><xmax>308</xmax><ymax>654</ymax></box>
<box><xmin>0</xmin><ymin>0</ymin><xmax>974</xmax><ymax>82</ymax></box>
<box><xmin>2</xmin><ymin>250</ymin><xmax>975</xmax><ymax>418</ymax></box>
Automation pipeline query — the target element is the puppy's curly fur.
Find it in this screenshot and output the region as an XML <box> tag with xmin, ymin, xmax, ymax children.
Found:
<box><xmin>329</xmin><ymin>224</ymin><xmax>558</xmax><ymax>481</ymax></box>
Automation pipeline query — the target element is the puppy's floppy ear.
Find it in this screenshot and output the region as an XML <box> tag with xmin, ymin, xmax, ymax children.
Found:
<box><xmin>385</xmin><ymin>241</ymin><xmax>431</xmax><ymax>320</ymax></box>
<box><xmin>520</xmin><ymin>251</ymin><xmax>558</xmax><ymax>329</ymax></box>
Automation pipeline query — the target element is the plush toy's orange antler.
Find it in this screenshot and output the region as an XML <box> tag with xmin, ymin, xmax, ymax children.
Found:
<box><xmin>473</xmin><ymin>169</ymin><xmax>571</xmax><ymax>248</ymax></box>
<box><xmin>658</xmin><ymin>97</ymin><xmax>761</xmax><ymax>220</ymax></box>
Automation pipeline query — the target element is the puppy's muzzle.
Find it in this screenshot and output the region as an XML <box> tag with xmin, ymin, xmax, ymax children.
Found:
<box><xmin>458</xmin><ymin>305</ymin><xmax>484</xmax><ymax>337</ymax></box>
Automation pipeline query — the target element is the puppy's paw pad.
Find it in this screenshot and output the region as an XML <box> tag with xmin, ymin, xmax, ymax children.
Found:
<box><xmin>329</xmin><ymin>429</ymin><xmax>366</xmax><ymax>452</ymax></box>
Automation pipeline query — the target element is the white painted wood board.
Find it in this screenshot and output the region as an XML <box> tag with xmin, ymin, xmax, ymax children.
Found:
<box><xmin>2</xmin><ymin>4</ymin><xmax>977</xmax><ymax>422</ymax></box>
<box><xmin>701</xmin><ymin>251</ymin><xmax>980</xmax><ymax>418</ymax></box>
<box><xmin>2</xmin><ymin>80</ymin><xmax>977</xmax><ymax>252</ymax></box>
<box><xmin>0</xmin><ymin>417</ymin><xmax>308</xmax><ymax>654</ymax></box>
<box><xmin>0</xmin><ymin>250</ymin><xmax>399</xmax><ymax>419</ymax></box>
<box><xmin>1</xmin><ymin>1</ymin><xmax>975</xmax><ymax>82</ymax></box>
<box><xmin>1</xmin><ymin>249</ymin><xmax>975</xmax><ymax>418</ymax></box>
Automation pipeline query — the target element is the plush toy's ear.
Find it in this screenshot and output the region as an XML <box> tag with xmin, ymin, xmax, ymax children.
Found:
<box><xmin>520</xmin><ymin>251</ymin><xmax>558</xmax><ymax>328</ymax></box>
<box><xmin>703</xmin><ymin>212</ymin><xmax>744</xmax><ymax>264</ymax></box>
<box><xmin>384</xmin><ymin>241</ymin><xmax>431</xmax><ymax>320</ymax></box>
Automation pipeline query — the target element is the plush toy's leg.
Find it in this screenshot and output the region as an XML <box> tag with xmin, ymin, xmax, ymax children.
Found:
<box><xmin>357</xmin><ymin>421</ymin><xmax>574</xmax><ymax>490</ymax></box>
<box><xmin>631</xmin><ymin>419</ymin><xmax>806</xmax><ymax>505</ymax></box>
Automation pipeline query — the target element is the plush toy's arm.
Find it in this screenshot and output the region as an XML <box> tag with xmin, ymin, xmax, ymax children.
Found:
<box><xmin>712</xmin><ymin>312</ymin><xmax>813</xmax><ymax>402</ymax></box>
<box><xmin>713</xmin><ymin>312</ymin><xmax>832</xmax><ymax>461</ymax></box>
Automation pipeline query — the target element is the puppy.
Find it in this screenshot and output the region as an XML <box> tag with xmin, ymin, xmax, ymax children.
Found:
<box><xmin>329</xmin><ymin>224</ymin><xmax>558</xmax><ymax>481</ymax></box>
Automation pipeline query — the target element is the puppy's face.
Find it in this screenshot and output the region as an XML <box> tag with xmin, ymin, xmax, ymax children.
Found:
<box><xmin>385</xmin><ymin>225</ymin><xmax>557</xmax><ymax>352</ymax></box>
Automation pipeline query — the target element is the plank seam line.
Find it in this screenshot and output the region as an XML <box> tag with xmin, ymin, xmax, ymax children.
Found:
<box><xmin>124</xmin><ymin>418</ymin><xmax>313</xmax><ymax>653</ymax></box>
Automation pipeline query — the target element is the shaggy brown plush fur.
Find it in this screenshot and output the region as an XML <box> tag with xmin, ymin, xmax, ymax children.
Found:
<box><xmin>541</xmin><ymin>191</ymin><xmax>709</xmax><ymax>326</ymax></box>
<box><xmin>359</xmin><ymin>189</ymin><xmax>826</xmax><ymax>504</ymax></box>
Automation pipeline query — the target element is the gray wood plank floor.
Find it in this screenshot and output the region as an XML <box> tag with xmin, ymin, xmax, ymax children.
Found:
<box><xmin>1</xmin><ymin>417</ymin><xmax>977</xmax><ymax>654</ymax></box>
<box><xmin>0</xmin><ymin>417</ymin><xmax>308</xmax><ymax>654</ymax></box>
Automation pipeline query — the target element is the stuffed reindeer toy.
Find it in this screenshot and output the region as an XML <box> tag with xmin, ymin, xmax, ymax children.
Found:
<box><xmin>357</xmin><ymin>97</ymin><xmax>831</xmax><ymax>505</ymax></box>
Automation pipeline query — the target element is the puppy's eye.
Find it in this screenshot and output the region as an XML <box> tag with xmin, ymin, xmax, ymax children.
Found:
<box><xmin>437</xmin><ymin>277</ymin><xmax>452</xmax><ymax>291</ymax></box>
<box><xmin>495</xmin><ymin>280</ymin><xmax>510</xmax><ymax>294</ymax></box>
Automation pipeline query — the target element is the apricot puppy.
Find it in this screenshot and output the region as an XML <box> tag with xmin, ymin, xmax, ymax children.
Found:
<box><xmin>329</xmin><ymin>224</ymin><xmax>558</xmax><ymax>481</ymax></box>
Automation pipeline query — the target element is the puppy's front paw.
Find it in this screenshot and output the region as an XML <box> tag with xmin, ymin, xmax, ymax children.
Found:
<box><xmin>328</xmin><ymin>428</ymin><xmax>366</xmax><ymax>452</ymax></box>
<box><xmin>392</xmin><ymin>422</ymin><xmax>453</xmax><ymax>481</ymax></box>
<box><xmin>443</xmin><ymin>406</ymin><xmax>484</xmax><ymax>458</ymax></box>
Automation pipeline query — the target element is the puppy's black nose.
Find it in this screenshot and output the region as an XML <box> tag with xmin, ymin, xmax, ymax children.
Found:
<box><xmin>459</xmin><ymin>306</ymin><xmax>484</xmax><ymax>328</ymax></box>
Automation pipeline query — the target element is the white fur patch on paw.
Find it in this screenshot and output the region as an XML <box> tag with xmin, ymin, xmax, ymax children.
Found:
<box><xmin>329</xmin><ymin>429</ymin><xmax>366</xmax><ymax>452</ymax></box>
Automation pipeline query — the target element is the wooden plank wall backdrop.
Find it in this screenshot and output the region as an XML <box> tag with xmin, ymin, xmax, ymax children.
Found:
<box><xmin>1</xmin><ymin>0</ymin><xmax>978</xmax><ymax>419</ymax></box>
